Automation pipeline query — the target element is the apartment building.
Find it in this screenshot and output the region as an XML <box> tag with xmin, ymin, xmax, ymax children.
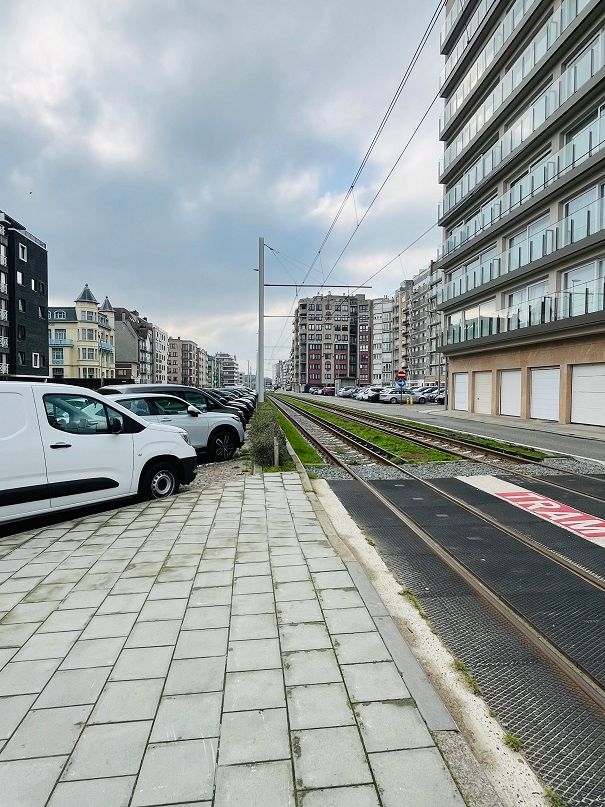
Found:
<box><xmin>437</xmin><ymin>0</ymin><xmax>605</xmax><ymax>424</ymax></box>
<box><xmin>167</xmin><ymin>337</ymin><xmax>201</xmax><ymax>386</ymax></box>
<box><xmin>214</xmin><ymin>352</ymin><xmax>239</xmax><ymax>386</ymax></box>
<box><xmin>371</xmin><ymin>297</ymin><xmax>395</xmax><ymax>385</ymax></box>
<box><xmin>393</xmin><ymin>280</ymin><xmax>414</xmax><ymax>378</ymax></box>
<box><xmin>152</xmin><ymin>325</ymin><xmax>168</xmax><ymax>383</ymax></box>
<box><xmin>0</xmin><ymin>212</ymin><xmax>48</xmax><ymax>376</ymax></box>
<box><xmin>292</xmin><ymin>293</ymin><xmax>370</xmax><ymax>390</ymax></box>
<box><xmin>48</xmin><ymin>286</ymin><xmax>115</xmax><ymax>380</ymax></box>
<box><xmin>114</xmin><ymin>308</ymin><xmax>153</xmax><ymax>383</ymax></box>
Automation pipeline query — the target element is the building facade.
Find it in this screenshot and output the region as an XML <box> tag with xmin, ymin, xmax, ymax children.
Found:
<box><xmin>48</xmin><ymin>286</ymin><xmax>115</xmax><ymax>380</ymax></box>
<box><xmin>214</xmin><ymin>352</ymin><xmax>239</xmax><ymax>386</ymax></box>
<box><xmin>292</xmin><ymin>293</ymin><xmax>370</xmax><ymax>390</ymax></box>
<box><xmin>167</xmin><ymin>337</ymin><xmax>201</xmax><ymax>386</ymax></box>
<box><xmin>393</xmin><ymin>279</ymin><xmax>414</xmax><ymax>379</ymax></box>
<box><xmin>437</xmin><ymin>0</ymin><xmax>605</xmax><ymax>424</ymax></box>
<box><xmin>115</xmin><ymin>308</ymin><xmax>153</xmax><ymax>384</ymax></box>
<box><xmin>152</xmin><ymin>325</ymin><xmax>168</xmax><ymax>383</ymax></box>
<box><xmin>371</xmin><ymin>297</ymin><xmax>395</xmax><ymax>386</ymax></box>
<box><xmin>0</xmin><ymin>212</ymin><xmax>48</xmax><ymax>376</ymax></box>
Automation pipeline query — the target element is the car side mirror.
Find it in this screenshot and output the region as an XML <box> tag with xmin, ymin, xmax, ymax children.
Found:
<box><xmin>187</xmin><ymin>405</ymin><xmax>200</xmax><ymax>417</ymax></box>
<box><xmin>110</xmin><ymin>417</ymin><xmax>123</xmax><ymax>434</ymax></box>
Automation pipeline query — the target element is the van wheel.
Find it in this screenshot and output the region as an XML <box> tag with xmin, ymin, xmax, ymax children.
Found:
<box><xmin>209</xmin><ymin>429</ymin><xmax>237</xmax><ymax>462</ymax></box>
<box><xmin>140</xmin><ymin>461</ymin><xmax>180</xmax><ymax>500</ymax></box>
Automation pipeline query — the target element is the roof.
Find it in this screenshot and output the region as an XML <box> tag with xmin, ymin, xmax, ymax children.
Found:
<box><xmin>75</xmin><ymin>284</ymin><xmax>98</xmax><ymax>304</ymax></box>
<box><xmin>99</xmin><ymin>296</ymin><xmax>113</xmax><ymax>312</ymax></box>
<box><xmin>48</xmin><ymin>307</ymin><xmax>77</xmax><ymax>321</ymax></box>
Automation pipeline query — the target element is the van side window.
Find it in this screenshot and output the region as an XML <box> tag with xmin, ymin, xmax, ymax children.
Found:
<box><xmin>44</xmin><ymin>394</ymin><xmax>110</xmax><ymax>434</ymax></box>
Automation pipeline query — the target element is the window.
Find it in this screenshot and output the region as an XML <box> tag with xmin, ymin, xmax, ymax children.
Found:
<box><xmin>39</xmin><ymin>281</ymin><xmax>45</xmax><ymax>295</ymax></box>
<box><xmin>44</xmin><ymin>394</ymin><xmax>111</xmax><ymax>434</ymax></box>
<box><xmin>54</xmin><ymin>310</ymin><xmax>66</xmax><ymax>319</ymax></box>
<box><xmin>52</xmin><ymin>348</ymin><xmax>64</xmax><ymax>363</ymax></box>
<box><xmin>17</xmin><ymin>271</ymin><xmax>23</xmax><ymax>285</ymax></box>
<box><xmin>18</xmin><ymin>351</ymin><xmax>25</xmax><ymax>365</ymax></box>
<box><xmin>154</xmin><ymin>397</ymin><xmax>189</xmax><ymax>415</ymax></box>
<box><xmin>17</xmin><ymin>325</ymin><xmax>25</xmax><ymax>340</ymax></box>
<box><xmin>18</xmin><ymin>299</ymin><xmax>25</xmax><ymax>313</ymax></box>
<box><xmin>55</xmin><ymin>329</ymin><xmax>66</xmax><ymax>340</ymax></box>
<box><xmin>31</xmin><ymin>279</ymin><xmax>36</xmax><ymax>291</ymax></box>
<box><xmin>38</xmin><ymin>306</ymin><xmax>45</xmax><ymax>319</ymax></box>
<box><xmin>18</xmin><ymin>244</ymin><xmax>27</xmax><ymax>262</ymax></box>
<box><xmin>180</xmin><ymin>392</ymin><xmax>208</xmax><ymax>412</ymax></box>
<box><xmin>120</xmin><ymin>398</ymin><xmax>152</xmax><ymax>416</ymax></box>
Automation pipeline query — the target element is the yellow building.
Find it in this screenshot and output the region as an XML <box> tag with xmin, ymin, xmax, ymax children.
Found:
<box><xmin>48</xmin><ymin>284</ymin><xmax>115</xmax><ymax>380</ymax></box>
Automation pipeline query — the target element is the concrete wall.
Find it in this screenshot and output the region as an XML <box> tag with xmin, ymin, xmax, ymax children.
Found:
<box><xmin>447</xmin><ymin>332</ymin><xmax>605</xmax><ymax>423</ymax></box>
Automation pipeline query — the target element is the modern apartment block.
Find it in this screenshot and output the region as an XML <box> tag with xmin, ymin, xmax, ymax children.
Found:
<box><xmin>371</xmin><ymin>297</ymin><xmax>394</xmax><ymax>385</ymax></box>
<box><xmin>0</xmin><ymin>211</ymin><xmax>48</xmax><ymax>376</ymax></box>
<box><xmin>292</xmin><ymin>293</ymin><xmax>370</xmax><ymax>390</ymax></box>
<box><xmin>437</xmin><ymin>0</ymin><xmax>605</xmax><ymax>424</ymax></box>
<box><xmin>48</xmin><ymin>286</ymin><xmax>115</xmax><ymax>380</ymax></box>
<box><xmin>214</xmin><ymin>352</ymin><xmax>239</xmax><ymax>386</ymax></box>
<box><xmin>152</xmin><ymin>325</ymin><xmax>168</xmax><ymax>383</ymax></box>
<box><xmin>167</xmin><ymin>337</ymin><xmax>201</xmax><ymax>386</ymax></box>
<box><xmin>393</xmin><ymin>280</ymin><xmax>414</xmax><ymax>379</ymax></box>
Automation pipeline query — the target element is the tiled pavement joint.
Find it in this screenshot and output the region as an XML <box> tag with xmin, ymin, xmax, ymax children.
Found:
<box><xmin>0</xmin><ymin>472</ymin><xmax>491</xmax><ymax>806</ymax></box>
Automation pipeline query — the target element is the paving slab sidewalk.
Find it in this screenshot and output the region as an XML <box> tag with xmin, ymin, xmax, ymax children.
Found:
<box><xmin>0</xmin><ymin>473</ymin><xmax>467</xmax><ymax>806</ymax></box>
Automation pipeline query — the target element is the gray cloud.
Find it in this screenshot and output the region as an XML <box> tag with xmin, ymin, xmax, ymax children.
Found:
<box><xmin>0</xmin><ymin>0</ymin><xmax>443</xmax><ymax>373</ymax></box>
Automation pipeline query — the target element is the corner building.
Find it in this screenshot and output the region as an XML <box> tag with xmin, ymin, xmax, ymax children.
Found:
<box><xmin>437</xmin><ymin>0</ymin><xmax>605</xmax><ymax>425</ymax></box>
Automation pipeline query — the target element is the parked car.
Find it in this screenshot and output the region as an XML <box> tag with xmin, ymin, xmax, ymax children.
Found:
<box><xmin>201</xmin><ymin>388</ymin><xmax>252</xmax><ymax>421</ymax></box>
<box><xmin>406</xmin><ymin>389</ymin><xmax>434</xmax><ymax>404</ymax></box>
<box><xmin>337</xmin><ymin>387</ymin><xmax>356</xmax><ymax>398</ymax></box>
<box><xmin>356</xmin><ymin>386</ymin><xmax>383</xmax><ymax>402</ymax></box>
<box><xmin>379</xmin><ymin>387</ymin><xmax>410</xmax><ymax>404</ymax></box>
<box><xmin>426</xmin><ymin>388</ymin><xmax>445</xmax><ymax>402</ymax></box>
<box><xmin>321</xmin><ymin>387</ymin><xmax>336</xmax><ymax>396</ymax></box>
<box><xmin>98</xmin><ymin>384</ymin><xmax>247</xmax><ymax>427</ymax></box>
<box><xmin>106</xmin><ymin>393</ymin><xmax>244</xmax><ymax>460</ymax></box>
<box><xmin>0</xmin><ymin>382</ymin><xmax>198</xmax><ymax>524</ymax></box>
<box><xmin>435</xmin><ymin>391</ymin><xmax>446</xmax><ymax>404</ymax></box>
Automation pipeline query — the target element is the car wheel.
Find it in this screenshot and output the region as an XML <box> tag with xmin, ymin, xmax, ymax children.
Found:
<box><xmin>418</xmin><ymin>397</ymin><xmax>426</xmax><ymax>404</ymax></box>
<box><xmin>209</xmin><ymin>429</ymin><xmax>237</xmax><ymax>462</ymax></box>
<box><xmin>140</xmin><ymin>461</ymin><xmax>179</xmax><ymax>500</ymax></box>
<box><xmin>390</xmin><ymin>397</ymin><xmax>398</xmax><ymax>404</ymax></box>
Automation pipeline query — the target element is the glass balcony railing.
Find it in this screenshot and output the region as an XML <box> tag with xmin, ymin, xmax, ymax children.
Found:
<box><xmin>0</xmin><ymin>362</ymin><xmax>9</xmax><ymax>374</ymax></box>
<box><xmin>445</xmin><ymin>274</ymin><xmax>605</xmax><ymax>344</ymax></box>
<box><xmin>49</xmin><ymin>338</ymin><xmax>74</xmax><ymax>346</ymax></box>
<box><xmin>439</xmin><ymin>30</ymin><xmax>605</xmax><ymax>218</ymax></box>
<box><xmin>99</xmin><ymin>341</ymin><xmax>114</xmax><ymax>351</ymax></box>
<box><xmin>440</xmin><ymin>0</ymin><xmax>591</xmax><ymax>161</ymax></box>
<box><xmin>0</xmin><ymin>310</ymin><xmax>8</xmax><ymax>321</ymax></box>
<box><xmin>440</xmin><ymin>0</ymin><xmax>534</xmax><ymax>91</ymax></box>
<box><xmin>440</xmin><ymin>0</ymin><xmax>468</xmax><ymax>49</ymax></box>
<box><xmin>0</xmin><ymin>336</ymin><xmax>8</xmax><ymax>349</ymax></box>
<box><xmin>0</xmin><ymin>281</ymin><xmax>7</xmax><ymax>294</ymax></box>
<box><xmin>438</xmin><ymin>195</ymin><xmax>605</xmax><ymax>304</ymax></box>
<box><xmin>51</xmin><ymin>357</ymin><xmax>65</xmax><ymax>365</ymax></box>
<box><xmin>438</xmin><ymin>112</ymin><xmax>605</xmax><ymax>259</ymax></box>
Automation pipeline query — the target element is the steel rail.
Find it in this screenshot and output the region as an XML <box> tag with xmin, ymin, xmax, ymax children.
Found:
<box><xmin>273</xmin><ymin>396</ymin><xmax>605</xmax><ymax>714</ymax></box>
<box><xmin>277</xmin><ymin>394</ymin><xmax>605</xmax><ymax>506</ymax></box>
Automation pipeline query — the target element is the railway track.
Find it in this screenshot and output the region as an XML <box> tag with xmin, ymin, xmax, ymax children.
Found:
<box><xmin>272</xmin><ymin>395</ymin><xmax>605</xmax><ymax>709</ymax></box>
<box><xmin>272</xmin><ymin>395</ymin><xmax>605</xmax><ymax>804</ymax></box>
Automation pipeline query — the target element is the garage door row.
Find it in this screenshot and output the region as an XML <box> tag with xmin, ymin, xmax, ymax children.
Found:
<box><xmin>452</xmin><ymin>363</ymin><xmax>605</xmax><ymax>426</ymax></box>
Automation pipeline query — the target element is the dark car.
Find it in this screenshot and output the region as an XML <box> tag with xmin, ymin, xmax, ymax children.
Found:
<box><xmin>201</xmin><ymin>389</ymin><xmax>252</xmax><ymax>421</ymax></box>
<box><xmin>321</xmin><ymin>387</ymin><xmax>336</xmax><ymax>396</ymax></box>
<box><xmin>98</xmin><ymin>384</ymin><xmax>247</xmax><ymax>427</ymax></box>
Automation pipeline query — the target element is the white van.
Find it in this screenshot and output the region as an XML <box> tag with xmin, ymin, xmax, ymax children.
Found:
<box><xmin>0</xmin><ymin>382</ymin><xmax>198</xmax><ymax>525</ymax></box>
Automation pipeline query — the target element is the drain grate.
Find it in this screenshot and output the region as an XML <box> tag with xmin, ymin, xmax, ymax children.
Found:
<box><xmin>330</xmin><ymin>480</ymin><xmax>605</xmax><ymax>805</ymax></box>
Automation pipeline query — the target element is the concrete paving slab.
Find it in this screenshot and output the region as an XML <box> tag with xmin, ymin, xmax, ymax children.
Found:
<box><xmin>164</xmin><ymin>656</ymin><xmax>226</xmax><ymax>695</ymax></box>
<box><xmin>224</xmin><ymin>669</ymin><xmax>286</xmax><ymax>711</ymax></box>
<box><xmin>132</xmin><ymin>738</ymin><xmax>218</xmax><ymax>806</ymax></box>
<box><xmin>299</xmin><ymin>785</ymin><xmax>380</xmax><ymax>807</ymax></box>
<box><xmin>0</xmin><ymin>693</ymin><xmax>37</xmax><ymax>739</ymax></box>
<box><xmin>355</xmin><ymin>700</ymin><xmax>433</xmax><ymax>752</ymax></box>
<box><xmin>286</xmin><ymin>682</ymin><xmax>355</xmax><ymax>730</ymax></box>
<box><xmin>35</xmin><ymin>666</ymin><xmax>111</xmax><ymax>708</ymax></box>
<box><xmin>109</xmin><ymin>646</ymin><xmax>173</xmax><ymax>680</ymax></box>
<box><xmin>341</xmin><ymin>662</ymin><xmax>410</xmax><ymax>703</ymax></box>
<box><xmin>150</xmin><ymin>692</ymin><xmax>222</xmax><ymax>742</ymax></box>
<box><xmin>277</xmin><ymin>599</ymin><xmax>323</xmax><ymax>625</ymax></box>
<box><xmin>214</xmin><ymin>760</ymin><xmax>295</xmax><ymax>807</ymax></box>
<box><xmin>90</xmin><ymin>678</ymin><xmax>164</xmax><ymax>723</ymax></box>
<box><xmin>46</xmin><ymin>776</ymin><xmax>136</xmax><ymax>807</ymax></box>
<box><xmin>369</xmin><ymin>747</ymin><xmax>466</xmax><ymax>807</ymax></box>
<box><xmin>292</xmin><ymin>725</ymin><xmax>373</xmax><ymax>789</ymax></box>
<box><xmin>218</xmin><ymin>708</ymin><xmax>290</xmax><ymax>765</ymax></box>
<box><xmin>61</xmin><ymin>720</ymin><xmax>151</xmax><ymax>780</ymax></box>
<box><xmin>227</xmin><ymin>638</ymin><xmax>281</xmax><ymax>671</ymax></box>
<box><xmin>0</xmin><ymin>703</ymin><xmax>91</xmax><ymax>759</ymax></box>
<box><xmin>283</xmin><ymin>649</ymin><xmax>342</xmax><ymax>686</ymax></box>
<box><xmin>333</xmin><ymin>632</ymin><xmax>391</xmax><ymax>664</ymax></box>
<box><xmin>0</xmin><ymin>755</ymin><xmax>68</xmax><ymax>807</ymax></box>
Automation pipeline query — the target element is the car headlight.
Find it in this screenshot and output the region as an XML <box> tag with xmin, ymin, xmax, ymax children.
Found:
<box><xmin>180</xmin><ymin>432</ymin><xmax>191</xmax><ymax>445</ymax></box>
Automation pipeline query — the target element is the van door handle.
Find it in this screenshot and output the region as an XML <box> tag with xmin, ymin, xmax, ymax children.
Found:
<box><xmin>50</xmin><ymin>442</ymin><xmax>72</xmax><ymax>449</ymax></box>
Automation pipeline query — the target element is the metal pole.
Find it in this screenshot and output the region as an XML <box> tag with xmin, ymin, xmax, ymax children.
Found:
<box><xmin>258</xmin><ymin>237</ymin><xmax>265</xmax><ymax>402</ymax></box>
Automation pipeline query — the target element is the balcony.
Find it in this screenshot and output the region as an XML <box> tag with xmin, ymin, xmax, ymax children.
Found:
<box><xmin>445</xmin><ymin>275</ymin><xmax>605</xmax><ymax>345</ymax></box>
<box><xmin>0</xmin><ymin>336</ymin><xmax>8</xmax><ymax>349</ymax></box>
<box><xmin>440</xmin><ymin>0</ymin><xmax>500</xmax><ymax>88</ymax></box>
<box><xmin>0</xmin><ymin>362</ymin><xmax>8</xmax><ymax>374</ymax></box>
<box><xmin>440</xmin><ymin>30</ymin><xmax>605</xmax><ymax>218</ymax></box>
<box><xmin>438</xmin><ymin>111</ymin><xmax>605</xmax><ymax>260</ymax></box>
<box><xmin>49</xmin><ymin>338</ymin><xmax>74</xmax><ymax>346</ymax></box>
<box><xmin>0</xmin><ymin>309</ymin><xmax>7</xmax><ymax>321</ymax></box>
<box><xmin>99</xmin><ymin>341</ymin><xmax>114</xmax><ymax>352</ymax></box>
<box><xmin>0</xmin><ymin>281</ymin><xmax>7</xmax><ymax>294</ymax></box>
<box><xmin>52</xmin><ymin>357</ymin><xmax>64</xmax><ymax>365</ymax></box>
<box><xmin>440</xmin><ymin>0</ymin><xmax>592</xmax><ymax>164</ymax></box>
<box><xmin>439</xmin><ymin>195</ymin><xmax>605</xmax><ymax>305</ymax></box>
<box><xmin>0</xmin><ymin>255</ymin><xmax>6</xmax><ymax>267</ymax></box>
<box><xmin>440</xmin><ymin>0</ymin><xmax>470</xmax><ymax>51</ymax></box>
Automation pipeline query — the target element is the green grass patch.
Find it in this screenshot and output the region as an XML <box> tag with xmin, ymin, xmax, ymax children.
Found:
<box><xmin>274</xmin><ymin>394</ymin><xmax>550</xmax><ymax>461</ymax></box>
<box><xmin>262</xmin><ymin>463</ymin><xmax>295</xmax><ymax>473</ymax></box>
<box><xmin>453</xmin><ymin>659</ymin><xmax>482</xmax><ymax>696</ymax></box>
<box><xmin>504</xmin><ymin>733</ymin><xmax>524</xmax><ymax>752</ymax></box>
<box><xmin>545</xmin><ymin>788</ymin><xmax>567</xmax><ymax>807</ymax></box>
<box><xmin>274</xmin><ymin>409</ymin><xmax>324</xmax><ymax>466</ymax></box>
<box><xmin>275</xmin><ymin>397</ymin><xmax>457</xmax><ymax>463</ymax></box>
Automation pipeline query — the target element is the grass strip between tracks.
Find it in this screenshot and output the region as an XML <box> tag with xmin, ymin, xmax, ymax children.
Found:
<box><xmin>277</xmin><ymin>398</ymin><xmax>459</xmax><ymax>463</ymax></box>
<box><xmin>276</xmin><ymin>395</ymin><xmax>550</xmax><ymax>461</ymax></box>
<box><xmin>273</xmin><ymin>406</ymin><xmax>324</xmax><ymax>466</ymax></box>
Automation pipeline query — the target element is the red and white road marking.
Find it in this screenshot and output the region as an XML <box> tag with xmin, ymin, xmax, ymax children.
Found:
<box><xmin>457</xmin><ymin>475</ymin><xmax>605</xmax><ymax>547</ymax></box>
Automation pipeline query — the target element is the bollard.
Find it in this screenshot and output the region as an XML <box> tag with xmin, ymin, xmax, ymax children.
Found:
<box><xmin>273</xmin><ymin>436</ymin><xmax>279</xmax><ymax>467</ymax></box>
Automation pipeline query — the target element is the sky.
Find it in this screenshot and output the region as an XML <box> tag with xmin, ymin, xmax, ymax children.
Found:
<box><xmin>0</xmin><ymin>0</ymin><xmax>444</xmax><ymax>377</ymax></box>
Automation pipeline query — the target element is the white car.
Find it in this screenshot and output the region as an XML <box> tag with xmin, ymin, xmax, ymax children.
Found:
<box><xmin>0</xmin><ymin>382</ymin><xmax>198</xmax><ymax>525</ymax></box>
<box><xmin>107</xmin><ymin>393</ymin><xmax>245</xmax><ymax>460</ymax></box>
<box><xmin>379</xmin><ymin>387</ymin><xmax>409</xmax><ymax>404</ymax></box>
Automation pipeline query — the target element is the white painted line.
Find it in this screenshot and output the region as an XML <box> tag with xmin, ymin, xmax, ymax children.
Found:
<box><xmin>457</xmin><ymin>475</ymin><xmax>605</xmax><ymax>547</ymax></box>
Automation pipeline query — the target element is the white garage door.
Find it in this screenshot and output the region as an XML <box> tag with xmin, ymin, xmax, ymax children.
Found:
<box><xmin>530</xmin><ymin>367</ymin><xmax>560</xmax><ymax>421</ymax></box>
<box><xmin>500</xmin><ymin>369</ymin><xmax>521</xmax><ymax>417</ymax></box>
<box><xmin>453</xmin><ymin>373</ymin><xmax>469</xmax><ymax>411</ymax></box>
<box><xmin>571</xmin><ymin>363</ymin><xmax>605</xmax><ymax>427</ymax></box>
<box><xmin>473</xmin><ymin>371</ymin><xmax>492</xmax><ymax>414</ymax></box>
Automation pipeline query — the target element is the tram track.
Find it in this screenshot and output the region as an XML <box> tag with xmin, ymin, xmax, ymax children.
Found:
<box><xmin>271</xmin><ymin>395</ymin><xmax>605</xmax><ymax>715</ymax></box>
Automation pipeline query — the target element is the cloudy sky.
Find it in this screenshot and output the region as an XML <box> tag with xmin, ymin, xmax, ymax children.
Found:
<box><xmin>0</xmin><ymin>0</ymin><xmax>444</xmax><ymax>376</ymax></box>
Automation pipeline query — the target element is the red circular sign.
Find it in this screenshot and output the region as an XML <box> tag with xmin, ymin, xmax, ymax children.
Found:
<box><xmin>396</xmin><ymin>370</ymin><xmax>406</xmax><ymax>380</ymax></box>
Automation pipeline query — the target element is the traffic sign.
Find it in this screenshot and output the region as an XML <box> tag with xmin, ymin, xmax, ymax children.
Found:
<box><xmin>397</xmin><ymin>380</ymin><xmax>406</xmax><ymax>389</ymax></box>
<box><xmin>396</xmin><ymin>370</ymin><xmax>406</xmax><ymax>381</ymax></box>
